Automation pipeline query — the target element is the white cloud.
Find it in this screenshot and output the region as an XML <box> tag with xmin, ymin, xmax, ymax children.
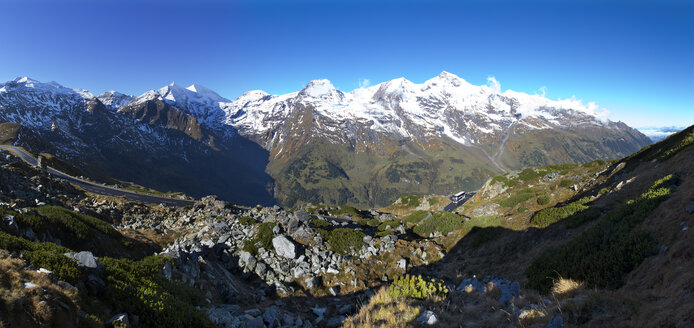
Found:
<box><xmin>358</xmin><ymin>78</ymin><xmax>371</xmax><ymax>88</ymax></box>
<box><xmin>536</xmin><ymin>86</ymin><xmax>547</xmax><ymax>97</ymax></box>
<box><xmin>486</xmin><ymin>76</ymin><xmax>501</xmax><ymax>93</ymax></box>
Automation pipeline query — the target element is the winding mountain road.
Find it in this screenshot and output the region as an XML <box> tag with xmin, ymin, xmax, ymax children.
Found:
<box><xmin>0</xmin><ymin>145</ymin><xmax>195</xmax><ymax>207</ymax></box>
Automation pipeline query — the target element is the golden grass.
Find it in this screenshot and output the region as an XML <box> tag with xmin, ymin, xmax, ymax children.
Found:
<box><xmin>0</xmin><ymin>253</ymin><xmax>80</xmax><ymax>327</ymax></box>
<box><xmin>551</xmin><ymin>278</ymin><xmax>583</xmax><ymax>296</ymax></box>
<box><xmin>343</xmin><ymin>287</ymin><xmax>421</xmax><ymax>328</ymax></box>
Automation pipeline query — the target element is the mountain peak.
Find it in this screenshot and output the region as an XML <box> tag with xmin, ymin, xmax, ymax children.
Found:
<box><xmin>299</xmin><ymin>79</ymin><xmax>342</xmax><ymax>100</ymax></box>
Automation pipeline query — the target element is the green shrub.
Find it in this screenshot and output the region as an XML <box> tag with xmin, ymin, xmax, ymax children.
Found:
<box><xmin>101</xmin><ymin>256</ymin><xmax>213</xmax><ymax>328</ymax></box>
<box><xmin>403</xmin><ymin>210</ymin><xmax>430</xmax><ymax>224</ymax></box>
<box><xmin>563</xmin><ymin>206</ymin><xmax>602</xmax><ymax>229</ymax></box>
<box><xmin>0</xmin><ymin>230</ymin><xmax>82</xmax><ymax>283</ymax></box>
<box><xmin>375</xmin><ymin>230</ymin><xmax>393</xmax><ymax>238</ymax></box>
<box><xmin>427</xmin><ymin>198</ymin><xmax>437</xmax><ymax>206</ymax></box>
<box><xmin>518</xmin><ymin>207</ymin><xmax>528</xmax><ymax>213</ymax></box>
<box><xmin>388</xmin><ymin>274</ymin><xmax>448</xmax><ymax>299</ymax></box>
<box><xmin>496</xmin><ymin>188</ymin><xmax>536</xmax><ymax>208</ymax></box>
<box><xmin>526</xmin><ymin>174</ymin><xmax>677</xmax><ymax>293</ymax></box>
<box><xmin>400</xmin><ymin>195</ymin><xmax>422</xmax><ymax>207</ymax></box>
<box><xmin>330</xmin><ymin>205</ymin><xmax>368</xmax><ymax>219</ymax></box>
<box><xmin>256</xmin><ymin>222</ymin><xmax>275</xmax><ymax>250</ymax></box>
<box><xmin>599</xmin><ymin>187</ymin><xmax>611</xmax><ymax>195</ymax></box>
<box><xmin>537</xmin><ymin>196</ymin><xmax>550</xmax><ymax>206</ymax></box>
<box><xmin>413</xmin><ymin>212</ymin><xmax>464</xmax><ymax>237</ymax></box>
<box><xmin>530</xmin><ymin>197</ymin><xmax>592</xmax><ymax>228</ymax></box>
<box><xmin>366</xmin><ymin>218</ymin><xmax>381</xmax><ymax>227</ymax></box>
<box><xmin>658</xmin><ymin>130</ymin><xmax>694</xmax><ymax>161</ymax></box>
<box><xmin>324</xmin><ymin>228</ymin><xmax>366</xmax><ymax>255</ymax></box>
<box><xmin>490</xmin><ymin>174</ymin><xmax>519</xmax><ymax>188</ymax></box>
<box><xmin>237</xmin><ymin>216</ymin><xmax>257</xmax><ymax>225</ymax></box>
<box><xmin>469</xmin><ymin>227</ymin><xmax>502</xmax><ymax>249</ymax></box>
<box><xmin>559</xmin><ymin>179</ymin><xmax>573</xmax><ymax>188</ymax></box>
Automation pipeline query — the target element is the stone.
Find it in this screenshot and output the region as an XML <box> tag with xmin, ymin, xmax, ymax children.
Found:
<box><xmin>417</xmin><ymin>310</ymin><xmax>438</xmax><ymax>326</ymax></box>
<box><xmin>456</xmin><ymin>277</ymin><xmax>485</xmax><ymax>296</ymax></box>
<box><xmin>255</xmin><ymin>262</ymin><xmax>267</xmax><ymax>277</ymax></box>
<box><xmin>246</xmin><ymin>316</ymin><xmax>265</xmax><ymax>328</ymax></box>
<box><xmin>107</xmin><ymin>313</ymin><xmax>130</xmax><ymax>328</ymax></box>
<box><xmin>305</xmin><ymin>276</ymin><xmax>321</xmax><ymax>289</ymax></box>
<box><xmin>273</xmin><ymin>235</ymin><xmax>297</xmax><ymax>259</ymax></box>
<box><xmin>311</xmin><ymin>306</ymin><xmax>327</xmax><ymax>317</ymax></box>
<box><xmin>499</xmin><ymin>281</ymin><xmax>520</xmax><ymax>304</ymax></box>
<box><xmin>685</xmin><ymin>201</ymin><xmax>694</xmax><ymax>214</ymax></box>
<box><xmin>263</xmin><ymin>306</ymin><xmax>281</xmax><ymax>326</ymax></box>
<box><xmin>546</xmin><ymin>316</ymin><xmax>564</xmax><ymax>328</ymax></box>
<box><xmin>396</xmin><ymin>258</ymin><xmax>407</xmax><ymax>271</ymax></box>
<box><xmin>337</xmin><ymin>304</ymin><xmax>353</xmax><ymax>315</ymax></box>
<box><xmin>2</xmin><ymin>215</ymin><xmax>18</xmax><ymax>235</ymax></box>
<box><xmin>329</xmin><ymin>285</ymin><xmax>340</xmax><ymax>296</ymax></box>
<box><xmin>64</xmin><ymin>251</ymin><xmax>98</xmax><ymax>268</ymax></box>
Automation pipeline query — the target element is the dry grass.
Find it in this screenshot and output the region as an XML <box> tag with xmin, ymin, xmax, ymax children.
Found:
<box><xmin>551</xmin><ymin>278</ymin><xmax>583</xmax><ymax>296</ymax></box>
<box><xmin>0</xmin><ymin>252</ymin><xmax>80</xmax><ymax>328</ymax></box>
<box><xmin>343</xmin><ymin>287</ymin><xmax>421</xmax><ymax>328</ymax></box>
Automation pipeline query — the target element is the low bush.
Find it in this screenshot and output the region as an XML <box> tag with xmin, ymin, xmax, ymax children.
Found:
<box><xmin>530</xmin><ymin>197</ymin><xmax>592</xmax><ymax>228</ymax></box>
<box><xmin>388</xmin><ymin>274</ymin><xmax>448</xmax><ymax>299</ymax></box>
<box><xmin>400</xmin><ymin>195</ymin><xmax>422</xmax><ymax>207</ymax></box>
<box><xmin>101</xmin><ymin>256</ymin><xmax>213</xmax><ymax>328</ymax></box>
<box><xmin>469</xmin><ymin>227</ymin><xmax>502</xmax><ymax>249</ymax></box>
<box><xmin>537</xmin><ymin>195</ymin><xmax>550</xmax><ymax>206</ymax></box>
<box><xmin>0</xmin><ymin>231</ymin><xmax>82</xmax><ymax>283</ymax></box>
<box><xmin>412</xmin><ymin>212</ymin><xmax>464</xmax><ymax>237</ymax></box>
<box><xmin>496</xmin><ymin>188</ymin><xmax>536</xmax><ymax>208</ymax></box>
<box><xmin>403</xmin><ymin>210</ymin><xmax>429</xmax><ymax>224</ymax></box>
<box><xmin>564</xmin><ymin>206</ymin><xmax>602</xmax><ymax>229</ymax></box>
<box><xmin>490</xmin><ymin>174</ymin><xmax>519</xmax><ymax>188</ymax></box>
<box><xmin>527</xmin><ymin>174</ymin><xmax>677</xmax><ymax>293</ymax></box>
<box><xmin>559</xmin><ymin>179</ymin><xmax>573</xmax><ymax>188</ymax></box>
<box><xmin>324</xmin><ymin>228</ymin><xmax>366</xmax><ymax>255</ymax></box>
<box><xmin>237</xmin><ymin>216</ymin><xmax>257</xmax><ymax>225</ymax></box>
<box><xmin>310</xmin><ymin>218</ymin><xmax>331</xmax><ymax>228</ymax></box>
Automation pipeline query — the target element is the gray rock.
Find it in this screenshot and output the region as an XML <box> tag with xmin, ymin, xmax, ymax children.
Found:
<box><xmin>2</xmin><ymin>215</ymin><xmax>18</xmax><ymax>235</ymax></box>
<box><xmin>685</xmin><ymin>201</ymin><xmax>694</xmax><ymax>214</ymax></box>
<box><xmin>255</xmin><ymin>262</ymin><xmax>267</xmax><ymax>277</ymax></box>
<box><xmin>263</xmin><ymin>306</ymin><xmax>281</xmax><ymax>327</ymax></box>
<box><xmin>546</xmin><ymin>316</ymin><xmax>563</xmax><ymax>328</ymax></box>
<box><xmin>273</xmin><ymin>235</ymin><xmax>297</xmax><ymax>259</ymax></box>
<box><xmin>245</xmin><ymin>308</ymin><xmax>262</xmax><ymax>317</ymax></box>
<box><xmin>417</xmin><ymin>310</ymin><xmax>438</xmax><ymax>326</ymax></box>
<box><xmin>337</xmin><ymin>304</ymin><xmax>353</xmax><ymax>315</ymax></box>
<box><xmin>64</xmin><ymin>251</ymin><xmax>98</xmax><ymax>268</ymax></box>
<box><xmin>329</xmin><ymin>285</ymin><xmax>340</xmax><ymax>296</ymax></box>
<box><xmin>305</xmin><ymin>276</ymin><xmax>321</xmax><ymax>290</ymax></box>
<box><xmin>246</xmin><ymin>316</ymin><xmax>265</xmax><ymax>328</ymax></box>
<box><xmin>326</xmin><ymin>316</ymin><xmax>345</xmax><ymax>327</ymax></box>
<box><xmin>396</xmin><ymin>258</ymin><xmax>407</xmax><ymax>271</ymax></box>
<box><xmin>456</xmin><ymin>277</ymin><xmax>485</xmax><ymax>295</ymax></box>
<box><xmin>311</xmin><ymin>306</ymin><xmax>327</xmax><ymax>317</ymax></box>
<box><xmin>106</xmin><ymin>313</ymin><xmax>130</xmax><ymax>328</ymax></box>
<box><xmin>499</xmin><ymin>281</ymin><xmax>520</xmax><ymax>304</ymax></box>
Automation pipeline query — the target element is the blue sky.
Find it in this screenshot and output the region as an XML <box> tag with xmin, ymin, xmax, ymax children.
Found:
<box><xmin>0</xmin><ymin>0</ymin><xmax>692</xmax><ymax>127</ymax></box>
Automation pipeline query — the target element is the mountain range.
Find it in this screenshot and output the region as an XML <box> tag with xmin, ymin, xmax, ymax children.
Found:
<box><xmin>0</xmin><ymin>73</ymin><xmax>652</xmax><ymax>207</ymax></box>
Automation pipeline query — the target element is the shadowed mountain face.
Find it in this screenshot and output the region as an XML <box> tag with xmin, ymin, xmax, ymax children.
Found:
<box><xmin>0</xmin><ymin>75</ymin><xmax>651</xmax><ymax>207</ymax></box>
<box><xmin>0</xmin><ymin>78</ymin><xmax>275</xmax><ymax>206</ymax></box>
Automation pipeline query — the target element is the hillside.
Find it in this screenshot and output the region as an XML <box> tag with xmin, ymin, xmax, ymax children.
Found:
<box><xmin>0</xmin><ymin>124</ymin><xmax>690</xmax><ymax>327</ymax></box>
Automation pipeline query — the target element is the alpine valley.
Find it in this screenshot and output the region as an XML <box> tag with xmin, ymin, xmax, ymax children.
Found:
<box><xmin>0</xmin><ymin>72</ymin><xmax>651</xmax><ymax>207</ymax></box>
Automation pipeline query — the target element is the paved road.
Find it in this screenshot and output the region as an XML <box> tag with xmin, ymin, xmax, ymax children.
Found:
<box><xmin>442</xmin><ymin>192</ymin><xmax>476</xmax><ymax>212</ymax></box>
<box><xmin>0</xmin><ymin>145</ymin><xmax>195</xmax><ymax>207</ymax></box>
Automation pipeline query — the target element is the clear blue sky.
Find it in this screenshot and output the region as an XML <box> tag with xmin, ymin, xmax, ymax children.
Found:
<box><xmin>0</xmin><ymin>0</ymin><xmax>692</xmax><ymax>127</ymax></box>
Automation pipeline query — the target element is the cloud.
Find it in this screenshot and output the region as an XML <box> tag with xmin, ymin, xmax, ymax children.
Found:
<box><xmin>358</xmin><ymin>78</ymin><xmax>371</xmax><ymax>88</ymax></box>
<box><xmin>486</xmin><ymin>76</ymin><xmax>501</xmax><ymax>93</ymax></box>
<box><xmin>536</xmin><ymin>86</ymin><xmax>547</xmax><ymax>97</ymax></box>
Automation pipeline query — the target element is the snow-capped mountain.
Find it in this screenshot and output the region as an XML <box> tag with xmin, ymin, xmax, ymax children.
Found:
<box><xmin>0</xmin><ymin>73</ymin><xmax>651</xmax><ymax>207</ymax></box>
<box><xmin>0</xmin><ymin>77</ymin><xmax>275</xmax><ymax>206</ymax></box>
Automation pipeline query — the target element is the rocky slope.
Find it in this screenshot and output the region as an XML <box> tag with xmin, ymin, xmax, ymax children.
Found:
<box><xmin>0</xmin><ymin>124</ymin><xmax>691</xmax><ymax>327</ymax></box>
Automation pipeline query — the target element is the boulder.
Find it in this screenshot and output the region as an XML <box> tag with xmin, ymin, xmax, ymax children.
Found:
<box><xmin>329</xmin><ymin>285</ymin><xmax>340</xmax><ymax>296</ymax></box>
<box><xmin>685</xmin><ymin>201</ymin><xmax>694</xmax><ymax>214</ymax></box>
<box><xmin>546</xmin><ymin>316</ymin><xmax>564</xmax><ymax>328</ymax></box>
<box><xmin>273</xmin><ymin>235</ymin><xmax>297</xmax><ymax>259</ymax></box>
<box><xmin>305</xmin><ymin>276</ymin><xmax>321</xmax><ymax>290</ymax></box>
<box><xmin>64</xmin><ymin>251</ymin><xmax>98</xmax><ymax>268</ymax></box>
<box><xmin>106</xmin><ymin>313</ymin><xmax>130</xmax><ymax>328</ymax></box>
<box><xmin>417</xmin><ymin>310</ymin><xmax>438</xmax><ymax>326</ymax></box>
<box><xmin>396</xmin><ymin>258</ymin><xmax>407</xmax><ymax>271</ymax></box>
